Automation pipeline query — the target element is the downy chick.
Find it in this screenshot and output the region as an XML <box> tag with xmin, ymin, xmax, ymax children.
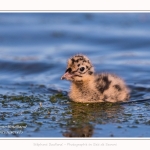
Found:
<box><xmin>61</xmin><ymin>54</ymin><xmax>130</xmax><ymax>103</ymax></box>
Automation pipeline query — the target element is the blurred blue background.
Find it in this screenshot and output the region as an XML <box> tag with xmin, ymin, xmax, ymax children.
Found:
<box><xmin>0</xmin><ymin>13</ymin><xmax>150</xmax><ymax>95</ymax></box>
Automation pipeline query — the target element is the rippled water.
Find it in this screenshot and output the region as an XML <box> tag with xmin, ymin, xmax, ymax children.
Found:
<box><xmin>0</xmin><ymin>13</ymin><xmax>150</xmax><ymax>137</ymax></box>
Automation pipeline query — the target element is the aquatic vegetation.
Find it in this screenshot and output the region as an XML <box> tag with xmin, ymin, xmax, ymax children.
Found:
<box><xmin>0</xmin><ymin>86</ymin><xmax>150</xmax><ymax>137</ymax></box>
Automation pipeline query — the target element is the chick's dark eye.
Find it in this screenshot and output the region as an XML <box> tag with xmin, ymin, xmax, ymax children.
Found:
<box><xmin>80</xmin><ymin>67</ymin><xmax>85</xmax><ymax>72</ymax></box>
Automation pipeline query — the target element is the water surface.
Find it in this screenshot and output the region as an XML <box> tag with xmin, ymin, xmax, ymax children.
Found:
<box><xmin>0</xmin><ymin>13</ymin><xmax>150</xmax><ymax>137</ymax></box>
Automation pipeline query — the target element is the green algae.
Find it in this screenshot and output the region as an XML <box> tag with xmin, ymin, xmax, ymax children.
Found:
<box><xmin>14</xmin><ymin>122</ymin><xmax>27</xmax><ymax>126</ymax></box>
<box><xmin>1</xmin><ymin>91</ymin><xmax>150</xmax><ymax>137</ymax></box>
<box><xmin>49</xmin><ymin>92</ymin><xmax>69</xmax><ymax>104</ymax></box>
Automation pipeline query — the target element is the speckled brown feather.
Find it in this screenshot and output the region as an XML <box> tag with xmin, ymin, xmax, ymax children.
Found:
<box><xmin>61</xmin><ymin>54</ymin><xmax>130</xmax><ymax>103</ymax></box>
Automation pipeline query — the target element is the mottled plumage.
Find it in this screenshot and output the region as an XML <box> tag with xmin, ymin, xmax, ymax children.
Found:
<box><xmin>61</xmin><ymin>54</ymin><xmax>130</xmax><ymax>103</ymax></box>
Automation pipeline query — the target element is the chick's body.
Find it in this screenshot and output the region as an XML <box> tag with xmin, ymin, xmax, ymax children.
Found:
<box><xmin>61</xmin><ymin>54</ymin><xmax>130</xmax><ymax>103</ymax></box>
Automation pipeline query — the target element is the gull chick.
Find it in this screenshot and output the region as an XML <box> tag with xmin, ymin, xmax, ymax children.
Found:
<box><xmin>61</xmin><ymin>54</ymin><xmax>130</xmax><ymax>103</ymax></box>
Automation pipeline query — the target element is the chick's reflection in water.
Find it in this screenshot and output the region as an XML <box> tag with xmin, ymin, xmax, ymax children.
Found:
<box><xmin>62</xmin><ymin>102</ymin><xmax>124</xmax><ymax>137</ymax></box>
<box><xmin>63</xmin><ymin>124</ymin><xmax>93</xmax><ymax>137</ymax></box>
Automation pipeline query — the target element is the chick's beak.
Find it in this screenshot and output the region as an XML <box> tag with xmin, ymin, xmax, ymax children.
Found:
<box><xmin>61</xmin><ymin>72</ymin><xmax>72</xmax><ymax>80</ymax></box>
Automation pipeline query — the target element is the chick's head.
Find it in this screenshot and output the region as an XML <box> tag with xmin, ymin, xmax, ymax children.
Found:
<box><xmin>61</xmin><ymin>54</ymin><xmax>94</xmax><ymax>82</ymax></box>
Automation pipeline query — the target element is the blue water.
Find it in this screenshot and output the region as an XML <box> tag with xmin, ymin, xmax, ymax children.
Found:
<box><xmin>0</xmin><ymin>13</ymin><xmax>150</xmax><ymax>137</ymax></box>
